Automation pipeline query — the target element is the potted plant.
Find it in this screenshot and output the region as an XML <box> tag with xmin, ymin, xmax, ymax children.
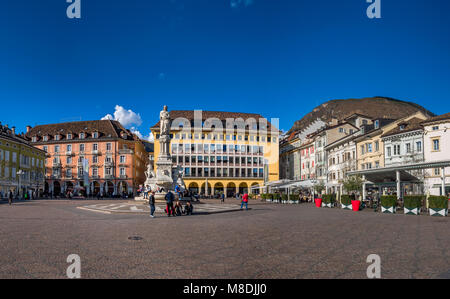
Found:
<box><xmin>273</xmin><ymin>193</ymin><xmax>281</xmax><ymax>203</ymax></box>
<box><xmin>290</xmin><ymin>194</ymin><xmax>300</xmax><ymax>204</ymax></box>
<box><xmin>351</xmin><ymin>198</ymin><xmax>361</xmax><ymax>211</ymax></box>
<box><xmin>314</xmin><ymin>196</ymin><xmax>322</xmax><ymax>208</ymax></box>
<box><xmin>380</xmin><ymin>195</ymin><xmax>397</xmax><ymax>213</ymax></box>
<box><xmin>403</xmin><ymin>195</ymin><xmax>423</xmax><ymax>215</ymax></box>
<box><xmin>428</xmin><ymin>196</ymin><xmax>448</xmax><ymax>216</ymax></box>
<box><xmin>340</xmin><ymin>194</ymin><xmax>353</xmax><ymax>210</ymax></box>
<box><xmin>281</xmin><ymin>194</ymin><xmax>288</xmax><ymax>204</ymax></box>
<box><xmin>321</xmin><ymin>194</ymin><xmax>335</xmax><ymax>208</ymax></box>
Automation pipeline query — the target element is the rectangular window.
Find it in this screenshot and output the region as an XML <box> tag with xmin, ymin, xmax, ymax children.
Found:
<box><xmin>433</xmin><ymin>139</ymin><xmax>440</xmax><ymax>151</ymax></box>
<box><xmin>416</xmin><ymin>141</ymin><xmax>422</xmax><ymax>152</ymax></box>
<box><xmin>434</xmin><ymin>168</ymin><xmax>440</xmax><ymax>176</ymax></box>
<box><xmin>406</xmin><ymin>143</ymin><xmax>411</xmax><ymax>153</ymax></box>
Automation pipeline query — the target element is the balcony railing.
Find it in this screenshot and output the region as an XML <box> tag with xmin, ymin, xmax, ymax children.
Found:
<box><xmin>118</xmin><ymin>149</ymin><xmax>134</xmax><ymax>155</ymax></box>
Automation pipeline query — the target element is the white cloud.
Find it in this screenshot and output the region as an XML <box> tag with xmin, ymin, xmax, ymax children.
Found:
<box><xmin>102</xmin><ymin>105</ymin><xmax>153</xmax><ymax>142</ymax></box>
<box><xmin>130</xmin><ymin>127</ymin><xmax>154</xmax><ymax>142</ymax></box>
<box><xmin>101</xmin><ymin>105</ymin><xmax>142</xmax><ymax>127</ymax></box>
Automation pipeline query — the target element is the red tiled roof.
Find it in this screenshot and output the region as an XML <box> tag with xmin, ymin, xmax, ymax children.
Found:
<box><xmin>421</xmin><ymin>112</ymin><xmax>450</xmax><ymax>124</ymax></box>
<box><xmin>25</xmin><ymin>120</ymin><xmax>139</xmax><ymax>142</ymax></box>
<box><xmin>381</xmin><ymin>117</ymin><xmax>425</xmax><ymax>138</ymax></box>
<box><xmin>151</xmin><ymin>110</ymin><xmax>276</xmax><ymax>131</ymax></box>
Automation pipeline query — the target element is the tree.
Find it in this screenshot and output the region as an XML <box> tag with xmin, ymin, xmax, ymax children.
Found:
<box><xmin>342</xmin><ymin>175</ymin><xmax>364</xmax><ymax>194</ymax></box>
<box><xmin>314</xmin><ymin>180</ymin><xmax>325</xmax><ymax>194</ymax></box>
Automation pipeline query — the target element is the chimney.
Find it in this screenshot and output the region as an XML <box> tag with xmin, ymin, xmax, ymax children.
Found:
<box><xmin>11</xmin><ymin>126</ymin><xmax>15</xmax><ymax>135</ymax></box>
<box><xmin>26</xmin><ymin>125</ymin><xmax>32</xmax><ymax>133</ymax></box>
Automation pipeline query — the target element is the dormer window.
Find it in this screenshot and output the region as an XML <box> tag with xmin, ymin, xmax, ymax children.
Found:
<box><xmin>32</xmin><ymin>137</ymin><xmax>37</xmax><ymax>142</ymax></box>
<box><xmin>374</xmin><ymin>120</ymin><xmax>380</xmax><ymax>129</ymax></box>
<box><xmin>54</xmin><ymin>135</ymin><xmax>60</xmax><ymax>141</ymax></box>
<box><xmin>43</xmin><ymin>136</ymin><xmax>49</xmax><ymax>142</ymax></box>
<box><xmin>399</xmin><ymin>125</ymin><xmax>406</xmax><ymax>131</ymax></box>
<box><xmin>67</xmin><ymin>133</ymin><xmax>72</xmax><ymax>140</ymax></box>
<box><xmin>93</xmin><ymin>132</ymin><xmax>99</xmax><ymax>139</ymax></box>
<box><xmin>79</xmin><ymin>133</ymin><xmax>85</xmax><ymax>139</ymax></box>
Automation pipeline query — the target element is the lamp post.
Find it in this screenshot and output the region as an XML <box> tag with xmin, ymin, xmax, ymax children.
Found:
<box><xmin>17</xmin><ymin>169</ymin><xmax>24</xmax><ymax>199</ymax></box>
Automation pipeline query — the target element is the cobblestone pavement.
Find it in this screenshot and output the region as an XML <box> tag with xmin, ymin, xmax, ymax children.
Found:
<box><xmin>0</xmin><ymin>199</ymin><xmax>449</xmax><ymax>279</ymax></box>
<box><xmin>78</xmin><ymin>202</ymin><xmax>242</xmax><ymax>214</ymax></box>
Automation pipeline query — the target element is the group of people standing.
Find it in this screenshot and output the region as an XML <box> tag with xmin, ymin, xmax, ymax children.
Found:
<box><xmin>145</xmin><ymin>184</ymin><xmax>194</xmax><ymax>218</ymax></box>
<box><xmin>163</xmin><ymin>191</ymin><xmax>193</xmax><ymax>217</ymax></box>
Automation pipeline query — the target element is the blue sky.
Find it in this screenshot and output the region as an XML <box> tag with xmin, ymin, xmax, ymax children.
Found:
<box><xmin>1</xmin><ymin>0</ymin><xmax>450</xmax><ymax>137</ymax></box>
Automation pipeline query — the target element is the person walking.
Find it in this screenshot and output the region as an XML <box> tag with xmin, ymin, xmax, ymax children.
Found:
<box><xmin>8</xmin><ymin>191</ymin><xmax>13</xmax><ymax>205</ymax></box>
<box><xmin>221</xmin><ymin>192</ymin><xmax>225</xmax><ymax>203</ymax></box>
<box><xmin>165</xmin><ymin>191</ymin><xmax>175</xmax><ymax>217</ymax></box>
<box><xmin>149</xmin><ymin>191</ymin><xmax>156</xmax><ymax>218</ymax></box>
<box><xmin>240</xmin><ymin>193</ymin><xmax>249</xmax><ymax>210</ymax></box>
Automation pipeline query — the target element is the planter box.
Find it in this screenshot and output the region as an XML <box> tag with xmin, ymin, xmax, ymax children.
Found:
<box><xmin>429</xmin><ymin>208</ymin><xmax>448</xmax><ymax>217</ymax></box>
<box><xmin>341</xmin><ymin>203</ymin><xmax>352</xmax><ymax>210</ymax></box>
<box><xmin>381</xmin><ymin>206</ymin><xmax>396</xmax><ymax>214</ymax></box>
<box><xmin>404</xmin><ymin>207</ymin><xmax>420</xmax><ymax>215</ymax></box>
<box><xmin>265</xmin><ymin>199</ymin><xmax>272</xmax><ymax>202</ymax></box>
<box><xmin>322</xmin><ymin>202</ymin><xmax>333</xmax><ymax>208</ymax></box>
<box><xmin>314</xmin><ymin>198</ymin><xmax>322</xmax><ymax>208</ymax></box>
<box><xmin>281</xmin><ymin>200</ymin><xmax>288</xmax><ymax>204</ymax></box>
<box><xmin>351</xmin><ymin>200</ymin><xmax>361</xmax><ymax>211</ymax></box>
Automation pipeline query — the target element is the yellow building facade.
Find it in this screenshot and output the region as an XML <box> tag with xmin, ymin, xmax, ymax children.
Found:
<box><xmin>151</xmin><ymin>110</ymin><xmax>279</xmax><ymax>196</ymax></box>
<box><xmin>355</xmin><ymin>111</ymin><xmax>429</xmax><ymax>170</ymax></box>
<box><xmin>0</xmin><ymin>124</ymin><xmax>46</xmax><ymax>197</ymax></box>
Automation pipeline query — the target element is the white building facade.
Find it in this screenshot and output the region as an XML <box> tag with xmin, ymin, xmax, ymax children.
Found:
<box><xmin>422</xmin><ymin>114</ymin><xmax>450</xmax><ymax>196</ymax></box>
<box><xmin>325</xmin><ymin>133</ymin><xmax>358</xmax><ymax>194</ymax></box>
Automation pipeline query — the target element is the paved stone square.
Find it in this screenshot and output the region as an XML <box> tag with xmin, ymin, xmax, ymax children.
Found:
<box><xmin>0</xmin><ymin>199</ymin><xmax>449</xmax><ymax>279</ymax></box>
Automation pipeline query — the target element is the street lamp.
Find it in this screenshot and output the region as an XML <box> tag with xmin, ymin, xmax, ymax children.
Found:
<box><xmin>17</xmin><ymin>169</ymin><xmax>24</xmax><ymax>199</ymax></box>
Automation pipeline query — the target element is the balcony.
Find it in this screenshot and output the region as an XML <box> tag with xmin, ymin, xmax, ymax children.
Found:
<box><xmin>105</xmin><ymin>174</ymin><xmax>114</xmax><ymax>180</ymax></box>
<box><xmin>65</xmin><ymin>151</ymin><xmax>74</xmax><ymax>156</ymax></box>
<box><xmin>119</xmin><ymin>174</ymin><xmax>128</xmax><ymax>179</ymax></box>
<box><xmin>118</xmin><ymin>149</ymin><xmax>134</xmax><ymax>155</ymax></box>
<box><xmin>92</xmin><ymin>150</ymin><xmax>100</xmax><ymax>155</ymax></box>
<box><xmin>104</xmin><ymin>160</ymin><xmax>114</xmax><ymax>167</ymax></box>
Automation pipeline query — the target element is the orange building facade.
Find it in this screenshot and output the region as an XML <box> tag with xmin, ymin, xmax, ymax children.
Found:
<box><xmin>26</xmin><ymin>120</ymin><xmax>148</xmax><ymax>197</ymax></box>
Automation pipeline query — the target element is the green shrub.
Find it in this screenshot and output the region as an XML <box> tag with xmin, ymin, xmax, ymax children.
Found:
<box><xmin>428</xmin><ymin>196</ymin><xmax>448</xmax><ymax>209</ymax></box>
<box><xmin>281</xmin><ymin>194</ymin><xmax>288</xmax><ymax>201</ymax></box>
<box><xmin>381</xmin><ymin>195</ymin><xmax>397</xmax><ymax>207</ymax></box>
<box><xmin>290</xmin><ymin>194</ymin><xmax>300</xmax><ymax>201</ymax></box>
<box><xmin>404</xmin><ymin>195</ymin><xmax>424</xmax><ymax>209</ymax></box>
<box><xmin>322</xmin><ymin>194</ymin><xmax>336</xmax><ymax>204</ymax></box>
<box><xmin>341</xmin><ymin>194</ymin><xmax>355</xmax><ymax>205</ymax></box>
<box><xmin>273</xmin><ymin>193</ymin><xmax>281</xmax><ymax>200</ymax></box>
